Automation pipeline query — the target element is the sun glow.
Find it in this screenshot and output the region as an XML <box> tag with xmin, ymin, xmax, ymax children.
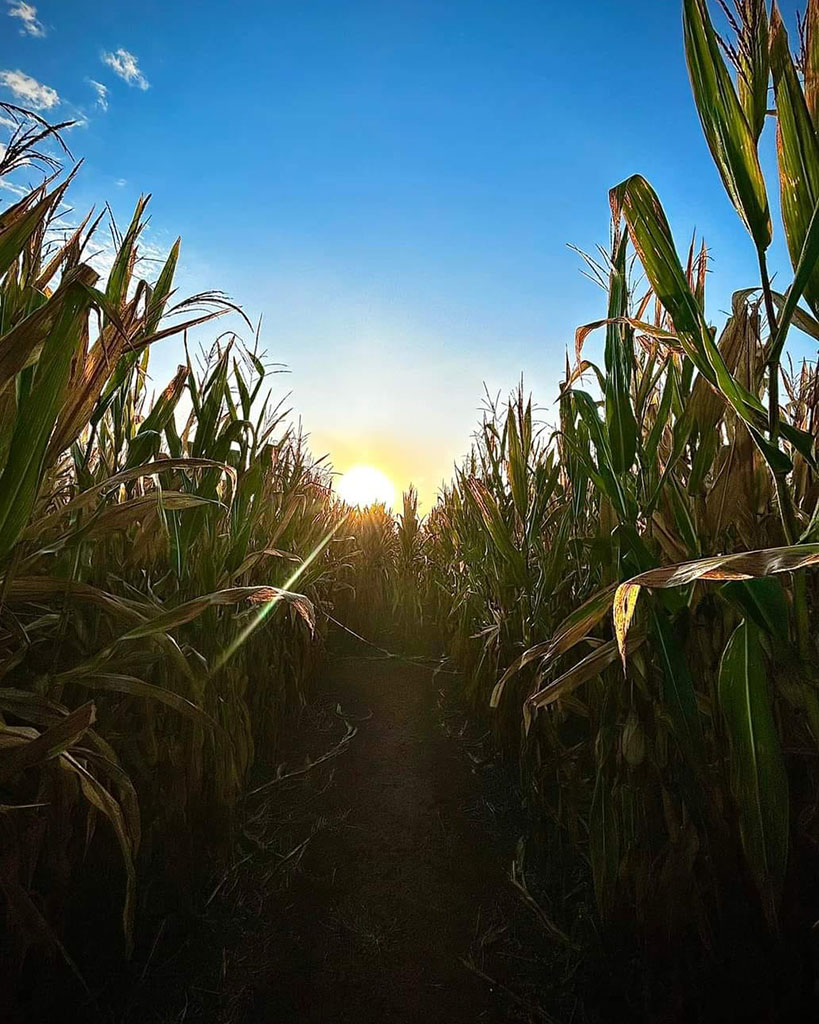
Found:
<box><xmin>337</xmin><ymin>465</ymin><xmax>396</xmax><ymax>509</ymax></box>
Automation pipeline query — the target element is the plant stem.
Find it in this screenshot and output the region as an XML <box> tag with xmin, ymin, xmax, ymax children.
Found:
<box><xmin>758</xmin><ymin>250</ymin><xmax>781</xmax><ymax>441</ymax></box>
<box><xmin>758</xmin><ymin>249</ymin><xmax>810</xmax><ymax>657</ymax></box>
<box><xmin>757</xmin><ymin>248</ymin><xmax>798</xmax><ymax>539</ymax></box>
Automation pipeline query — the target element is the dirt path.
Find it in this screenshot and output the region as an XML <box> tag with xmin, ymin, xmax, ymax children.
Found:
<box><xmin>235</xmin><ymin>653</ymin><xmax>538</xmax><ymax>1023</ymax></box>
<box><xmin>119</xmin><ymin>650</ymin><xmax>569</xmax><ymax>1024</ymax></box>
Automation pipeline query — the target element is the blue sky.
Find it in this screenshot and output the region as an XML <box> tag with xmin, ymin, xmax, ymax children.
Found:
<box><xmin>0</xmin><ymin>0</ymin><xmax>810</xmax><ymax>507</ymax></box>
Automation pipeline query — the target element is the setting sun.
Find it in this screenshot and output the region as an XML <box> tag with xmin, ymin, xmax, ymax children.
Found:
<box><xmin>336</xmin><ymin>465</ymin><xmax>396</xmax><ymax>509</ymax></box>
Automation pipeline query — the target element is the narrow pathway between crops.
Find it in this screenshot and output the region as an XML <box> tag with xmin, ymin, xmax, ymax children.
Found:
<box><xmin>239</xmin><ymin>653</ymin><xmax>531</xmax><ymax>1023</ymax></box>
<box><xmin>121</xmin><ymin>647</ymin><xmax>574</xmax><ymax>1024</ymax></box>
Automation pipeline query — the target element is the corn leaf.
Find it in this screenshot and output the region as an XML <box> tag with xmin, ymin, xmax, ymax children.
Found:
<box><xmin>604</xmin><ymin>229</ymin><xmax>638</xmax><ymax>474</ymax></box>
<box><xmin>0</xmin><ymin>701</ymin><xmax>95</xmax><ymax>780</ymax></box>
<box><xmin>613</xmin><ymin>543</ymin><xmax>819</xmax><ymax>659</ymax></box>
<box><xmin>683</xmin><ymin>0</ymin><xmax>771</xmax><ymax>251</ymax></box>
<box><xmin>610</xmin><ymin>174</ymin><xmax>766</xmax><ymax>430</ymax></box>
<box><xmin>0</xmin><ymin>276</ymin><xmax>96</xmax><ymax>559</ymax></box>
<box><xmin>718</xmin><ymin>620</ymin><xmax>789</xmax><ymax>926</ymax></box>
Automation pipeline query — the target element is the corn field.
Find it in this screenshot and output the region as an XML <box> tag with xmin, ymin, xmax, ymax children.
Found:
<box><xmin>335</xmin><ymin>488</ymin><xmax>426</xmax><ymax>638</ymax></box>
<box><xmin>419</xmin><ymin>0</ymin><xmax>819</xmax><ymax>995</ymax></box>
<box><xmin>0</xmin><ymin>105</ymin><xmax>353</xmax><ymax>993</ymax></box>
<box><xmin>7</xmin><ymin>0</ymin><xmax>819</xmax><ymax>1016</ymax></box>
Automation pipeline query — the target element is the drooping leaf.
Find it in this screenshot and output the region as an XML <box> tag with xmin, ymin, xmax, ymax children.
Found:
<box><xmin>610</xmin><ymin>175</ymin><xmax>766</xmax><ymax>431</ymax></box>
<box><xmin>491</xmin><ymin>585</ymin><xmax>617</xmax><ymax>708</ymax></box>
<box><xmin>0</xmin><ymin>701</ymin><xmax>95</xmax><ymax>781</ymax></box>
<box><xmin>613</xmin><ymin>543</ymin><xmax>819</xmax><ymax>658</ymax></box>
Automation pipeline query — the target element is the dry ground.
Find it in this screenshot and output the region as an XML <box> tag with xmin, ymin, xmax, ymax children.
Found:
<box><xmin>117</xmin><ymin>651</ymin><xmax>575</xmax><ymax>1024</ymax></box>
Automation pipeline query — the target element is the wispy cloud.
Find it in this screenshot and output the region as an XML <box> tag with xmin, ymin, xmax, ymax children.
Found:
<box><xmin>85</xmin><ymin>233</ymin><xmax>168</xmax><ymax>284</ymax></box>
<box><xmin>0</xmin><ymin>179</ymin><xmax>29</xmax><ymax>197</ymax></box>
<box><xmin>0</xmin><ymin>69</ymin><xmax>59</xmax><ymax>109</ymax></box>
<box><xmin>88</xmin><ymin>78</ymin><xmax>108</xmax><ymax>110</ymax></box>
<box><xmin>115</xmin><ymin>178</ymin><xmax>127</xmax><ymax>187</ymax></box>
<box><xmin>101</xmin><ymin>49</ymin><xmax>149</xmax><ymax>90</ymax></box>
<box><xmin>6</xmin><ymin>1</ymin><xmax>45</xmax><ymax>38</ymax></box>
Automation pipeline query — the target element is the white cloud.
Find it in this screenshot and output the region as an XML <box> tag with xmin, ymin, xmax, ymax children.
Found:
<box><xmin>7</xmin><ymin>1</ymin><xmax>45</xmax><ymax>38</ymax></box>
<box><xmin>101</xmin><ymin>49</ymin><xmax>149</xmax><ymax>90</ymax></box>
<box><xmin>85</xmin><ymin>234</ymin><xmax>167</xmax><ymax>286</ymax></box>
<box><xmin>115</xmin><ymin>178</ymin><xmax>127</xmax><ymax>187</ymax></box>
<box><xmin>88</xmin><ymin>79</ymin><xmax>108</xmax><ymax>110</ymax></box>
<box><xmin>0</xmin><ymin>179</ymin><xmax>28</xmax><ymax>197</ymax></box>
<box><xmin>0</xmin><ymin>69</ymin><xmax>59</xmax><ymax>109</ymax></box>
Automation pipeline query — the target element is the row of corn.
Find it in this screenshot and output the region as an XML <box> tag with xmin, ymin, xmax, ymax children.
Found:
<box><xmin>415</xmin><ymin>0</ymin><xmax>819</xmax><ymax>975</ymax></box>
<box><xmin>0</xmin><ymin>108</ymin><xmax>356</xmax><ymax>989</ymax></box>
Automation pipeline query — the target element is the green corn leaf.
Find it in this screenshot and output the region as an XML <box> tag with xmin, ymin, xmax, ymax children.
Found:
<box><xmin>506</xmin><ymin>399</ymin><xmax>531</xmax><ymax>523</ymax></box>
<box><xmin>22</xmin><ymin>456</ymin><xmax>234</xmax><ymax>539</ymax></box>
<box><xmin>604</xmin><ymin>229</ymin><xmax>638</xmax><ymax>474</ymax></box>
<box><xmin>721</xmin><ymin>578</ymin><xmax>790</xmax><ymax>643</ymax></box>
<box><xmin>105</xmin><ymin>195</ymin><xmax>150</xmax><ymax>311</ymax></box>
<box><xmin>719</xmin><ymin>620</ymin><xmax>789</xmax><ymax>927</ymax></box>
<box><xmin>568</xmin><ymin>389</ymin><xmax>630</xmax><ymax>518</ymax></box>
<box><xmin>767</xmin><ymin>194</ymin><xmax>819</xmax><ymax>365</ymax></box>
<box><xmin>0</xmin><ymin>274</ymin><xmax>95</xmax><ymax>560</ymax></box>
<box><xmin>643</xmin><ymin>367</ymin><xmax>675</xmax><ymax>464</ymax></box>
<box><xmin>771</xmin><ymin>291</ymin><xmax>819</xmax><ymax>340</ymax></box>
<box><xmin>144</xmin><ymin>237</ymin><xmax>180</xmax><ymax>335</ymax></box>
<box><xmin>492</xmin><ymin>584</ymin><xmax>617</xmax><ymax>708</ymax></box>
<box><xmin>683</xmin><ymin>0</ymin><xmax>771</xmax><ymax>251</ymax></box>
<box><xmin>465</xmin><ymin>476</ymin><xmax>527</xmax><ymax>586</ymax></box>
<box><xmin>0</xmin><ymin>264</ymin><xmax>99</xmax><ymax>390</ymax></box>
<box><xmin>666</xmin><ymin>476</ymin><xmax>700</xmax><ymax>555</ymax></box>
<box><xmin>649</xmin><ymin>604</ymin><xmax>704</xmax><ymax>768</ymax></box>
<box><xmin>191</xmin><ymin>345</ymin><xmax>230</xmax><ymax>458</ymax></box>
<box><xmin>688</xmin><ymin>296</ymin><xmax>755</xmax><ymax>440</ymax></box>
<box><xmin>525</xmin><ymin>629</ymin><xmax>647</xmax><ymax>718</ymax></box>
<box><xmin>0</xmin><ymin>184</ymin><xmax>62</xmax><ymax>278</ymax></box>
<box><xmin>610</xmin><ymin>175</ymin><xmax>766</xmax><ymax>429</ymax></box>
<box><xmin>56</xmin><ymin>673</ymin><xmax>218</xmax><ymax>730</ymax></box>
<box><xmin>59</xmin><ymin>585</ymin><xmax>316</xmax><ymax>680</ymax></box>
<box><xmin>589</xmin><ymin>712</ymin><xmax>620</xmax><ymax>921</ymax></box>
<box><xmin>124</xmin><ymin>365</ymin><xmax>188</xmax><ymax>468</ymax></box>
<box><xmin>613</xmin><ymin>543</ymin><xmax>819</xmax><ymax>659</ymax></box>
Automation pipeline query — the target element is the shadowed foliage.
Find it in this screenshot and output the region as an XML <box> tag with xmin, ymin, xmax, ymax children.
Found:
<box><xmin>415</xmin><ymin>3</ymin><xmax>819</xmax><ymax>1006</ymax></box>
